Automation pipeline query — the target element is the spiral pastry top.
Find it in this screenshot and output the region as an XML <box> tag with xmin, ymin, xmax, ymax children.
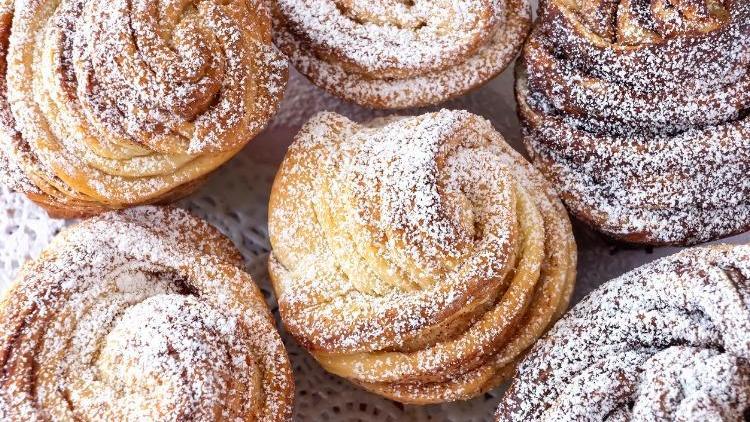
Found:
<box><xmin>0</xmin><ymin>0</ymin><xmax>287</xmax><ymax>218</ymax></box>
<box><xmin>0</xmin><ymin>206</ymin><xmax>294</xmax><ymax>421</ymax></box>
<box><xmin>273</xmin><ymin>0</ymin><xmax>531</xmax><ymax>109</ymax></box>
<box><xmin>516</xmin><ymin>0</ymin><xmax>750</xmax><ymax>245</ymax></box>
<box><xmin>268</xmin><ymin>110</ymin><xmax>577</xmax><ymax>403</ymax></box>
<box><xmin>496</xmin><ymin>244</ymin><xmax>750</xmax><ymax>421</ymax></box>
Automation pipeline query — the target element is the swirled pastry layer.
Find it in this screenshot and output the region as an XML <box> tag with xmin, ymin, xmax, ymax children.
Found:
<box><xmin>268</xmin><ymin>110</ymin><xmax>577</xmax><ymax>403</ymax></box>
<box><xmin>516</xmin><ymin>0</ymin><xmax>750</xmax><ymax>245</ymax></box>
<box><xmin>496</xmin><ymin>244</ymin><xmax>750</xmax><ymax>421</ymax></box>
<box><xmin>0</xmin><ymin>206</ymin><xmax>294</xmax><ymax>421</ymax></box>
<box><xmin>273</xmin><ymin>0</ymin><xmax>530</xmax><ymax>109</ymax></box>
<box><xmin>0</xmin><ymin>0</ymin><xmax>287</xmax><ymax>218</ymax></box>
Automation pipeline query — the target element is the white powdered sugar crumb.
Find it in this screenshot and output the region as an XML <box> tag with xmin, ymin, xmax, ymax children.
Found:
<box><xmin>517</xmin><ymin>0</ymin><xmax>750</xmax><ymax>245</ymax></box>
<box><xmin>277</xmin><ymin>0</ymin><xmax>501</xmax><ymax>74</ymax></box>
<box><xmin>496</xmin><ymin>244</ymin><xmax>750</xmax><ymax>421</ymax></box>
<box><xmin>268</xmin><ymin>109</ymin><xmax>575</xmax><ymax>402</ymax></box>
<box><xmin>272</xmin><ymin>110</ymin><xmax>515</xmax><ymax>351</ymax></box>
<box><xmin>272</xmin><ymin>0</ymin><xmax>530</xmax><ymax>108</ymax></box>
<box><xmin>0</xmin><ymin>0</ymin><xmax>287</xmax><ymax>209</ymax></box>
<box><xmin>0</xmin><ymin>206</ymin><xmax>293</xmax><ymax>421</ymax></box>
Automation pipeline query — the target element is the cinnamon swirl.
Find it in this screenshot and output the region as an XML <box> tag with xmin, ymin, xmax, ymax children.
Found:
<box><xmin>268</xmin><ymin>110</ymin><xmax>577</xmax><ymax>403</ymax></box>
<box><xmin>273</xmin><ymin>0</ymin><xmax>531</xmax><ymax>109</ymax></box>
<box><xmin>0</xmin><ymin>0</ymin><xmax>287</xmax><ymax>218</ymax></box>
<box><xmin>516</xmin><ymin>0</ymin><xmax>750</xmax><ymax>245</ymax></box>
<box><xmin>496</xmin><ymin>244</ymin><xmax>750</xmax><ymax>421</ymax></box>
<box><xmin>0</xmin><ymin>206</ymin><xmax>294</xmax><ymax>420</ymax></box>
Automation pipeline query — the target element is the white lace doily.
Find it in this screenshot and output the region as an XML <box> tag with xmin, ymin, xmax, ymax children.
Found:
<box><xmin>2</xmin><ymin>23</ymin><xmax>750</xmax><ymax>421</ymax></box>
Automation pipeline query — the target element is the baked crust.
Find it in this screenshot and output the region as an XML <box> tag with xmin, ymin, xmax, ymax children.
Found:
<box><xmin>516</xmin><ymin>0</ymin><xmax>750</xmax><ymax>245</ymax></box>
<box><xmin>497</xmin><ymin>244</ymin><xmax>750</xmax><ymax>421</ymax></box>
<box><xmin>273</xmin><ymin>0</ymin><xmax>530</xmax><ymax>109</ymax></box>
<box><xmin>268</xmin><ymin>110</ymin><xmax>577</xmax><ymax>403</ymax></box>
<box><xmin>0</xmin><ymin>206</ymin><xmax>294</xmax><ymax>420</ymax></box>
<box><xmin>0</xmin><ymin>0</ymin><xmax>288</xmax><ymax>218</ymax></box>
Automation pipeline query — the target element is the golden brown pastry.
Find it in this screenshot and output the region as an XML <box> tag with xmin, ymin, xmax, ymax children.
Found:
<box><xmin>0</xmin><ymin>0</ymin><xmax>287</xmax><ymax>218</ymax></box>
<box><xmin>516</xmin><ymin>0</ymin><xmax>750</xmax><ymax>245</ymax></box>
<box><xmin>273</xmin><ymin>0</ymin><xmax>531</xmax><ymax>109</ymax></box>
<box><xmin>496</xmin><ymin>244</ymin><xmax>750</xmax><ymax>421</ymax></box>
<box><xmin>268</xmin><ymin>110</ymin><xmax>577</xmax><ymax>404</ymax></box>
<box><xmin>0</xmin><ymin>206</ymin><xmax>294</xmax><ymax>421</ymax></box>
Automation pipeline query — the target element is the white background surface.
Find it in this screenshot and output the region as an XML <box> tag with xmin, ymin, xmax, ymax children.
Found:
<box><xmin>1</xmin><ymin>5</ymin><xmax>748</xmax><ymax>419</ymax></box>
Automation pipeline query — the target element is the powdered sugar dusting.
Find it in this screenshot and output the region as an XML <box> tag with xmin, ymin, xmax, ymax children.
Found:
<box><xmin>0</xmin><ymin>0</ymin><xmax>287</xmax><ymax>215</ymax></box>
<box><xmin>496</xmin><ymin>244</ymin><xmax>750</xmax><ymax>421</ymax></box>
<box><xmin>277</xmin><ymin>0</ymin><xmax>500</xmax><ymax>76</ymax></box>
<box><xmin>517</xmin><ymin>0</ymin><xmax>750</xmax><ymax>245</ymax></box>
<box><xmin>273</xmin><ymin>0</ymin><xmax>530</xmax><ymax>108</ymax></box>
<box><xmin>0</xmin><ymin>206</ymin><xmax>293</xmax><ymax>421</ymax></box>
<box><xmin>268</xmin><ymin>110</ymin><xmax>576</xmax><ymax>403</ymax></box>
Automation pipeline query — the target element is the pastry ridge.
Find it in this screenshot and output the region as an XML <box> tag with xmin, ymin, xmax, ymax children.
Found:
<box><xmin>496</xmin><ymin>243</ymin><xmax>750</xmax><ymax>421</ymax></box>
<box><xmin>0</xmin><ymin>0</ymin><xmax>288</xmax><ymax>218</ymax></box>
<box><xmin>272</xmin><ymin>0</ymin><xmax>531</xmax><ymax>109</ymax></box>
<box><xmin>0</xmin><ymin>206</ymin><xmax>294</xmax><ymax>421</ymax></box>
<box><xmin>516</xmin><ymin>0</ymin><xmax>750</xmax><ymax>245</ymax></box>
<box><xmin>268</xmin><ymin>110</ymin><xmax>577</xmax><ymax>403</ymax></box>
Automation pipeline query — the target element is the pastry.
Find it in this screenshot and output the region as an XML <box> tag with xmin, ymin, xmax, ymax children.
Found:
<box><xmin>496</xmin><ymin>244</ymin><xmax>750</xmax><ymax>421</ymax></box>
<box><xmin>0</xmin><ymin>0</ymin><xmax>287</xmax><ymax>219</ymax></box>
<box><xmin>0</xmin><ymin>206</ymin><xmax>294</xmax><ymax>420</ymax></box>
<box><xmin>268</xmin><ymin>110</ymin><xmax>577</xmax><ymax>403</ymax></box>
<box><xmin>273</xmin><ymin>0</ymin><xmax>531</xmax><ymax>109</ymax></box>
<box><xmin>516</xmin><ymin>0</ymin><xmax>750</xmax><ymax>245</ymax></box>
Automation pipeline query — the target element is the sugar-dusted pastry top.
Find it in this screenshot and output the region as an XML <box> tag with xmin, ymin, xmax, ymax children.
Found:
<box><xmin>273</xmin><ymin>0</ymin><xmax>530</xmax><ymax>108</ymax></box>
<box><xmin>517</xmin><ymin>0</ymin><xmax>750</xmax><ymax>245</ymax></box>
<box><xmin>0</xmin><ymin>206</ymin><xmax>294</xmax><ymax>421</ymax></box>
<box><xmin>0</xmin><ymin>0</ymin><xmax>287</xmax><ymax>218</ymax></box>
<box><xmin>268</xmin><ymin>110</ymin><xmax>576</xmax><ymax>403</ymax></box>
<box><xmin>496</xmin><ymin>244</ymin><xmax>750</xmax><ymax>421</ymax></box>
